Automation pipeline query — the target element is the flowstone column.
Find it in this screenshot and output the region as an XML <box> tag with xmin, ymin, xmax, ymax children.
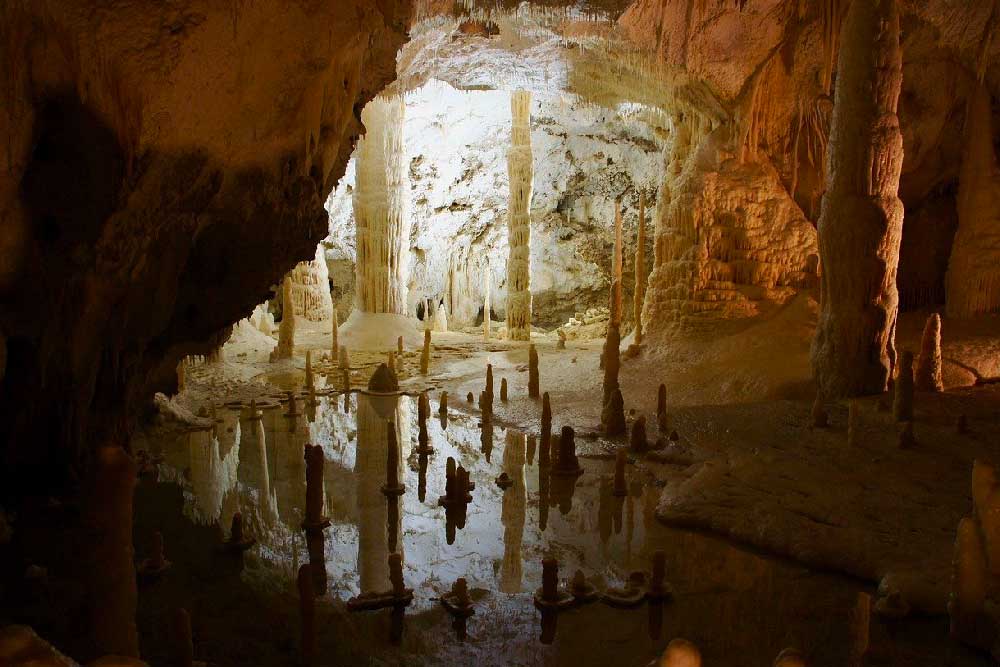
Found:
<box><xmin>810</xmin><ymin>0</ymin><xmax>904</xmax><ymax>397</ymax></box>
<box><xmin>353</xmin><ymin>95</ymin><xmax>411</xmax><ymax>315</ymax></box>
<box><xmin>506</xmin><ymin>90</ymin><xmax>533</xmax><ymax>341</ymax></box>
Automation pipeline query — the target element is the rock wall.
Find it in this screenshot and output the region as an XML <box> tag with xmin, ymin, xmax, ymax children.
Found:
<box><xmin>0</xmin><ymin>0</ymin><xmax>411</xmax><ymax>494</ymax></box>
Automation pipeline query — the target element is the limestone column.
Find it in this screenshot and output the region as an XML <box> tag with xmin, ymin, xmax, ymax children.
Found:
<box><xmin>506</xmin><ymin>90</ymin><xmax>533</xmax><ymax>341</ymax></box>
<box><xmin>271</xmin><ymin>277</ymin><xmax>296</xmax><ymax>361</ymax></box>
<box><xmin>810</xmin><ymin>0</ymin><xmax>904</xmax><ymax>397</ymax></box>
<box><xmin>634</xmin><ymin>192</ymin><xmax>647</xmax><ymax>345</ymax></box>
<box><xmin>946</xmin><ymin>82</ymin><xmax>1000</xmax><ymax>319</ymax></box>
<box><xmin>353</xmin><ymin>95</ymin><xmax>411</xmax><ymax>315</ymax></box>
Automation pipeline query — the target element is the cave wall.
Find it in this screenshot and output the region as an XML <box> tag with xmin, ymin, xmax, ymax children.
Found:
<box><xmin>0</xmin><ymin>0</ymin><xmax>412</xmax><ymax>493</ymax></box>
<box><xmin>621</xmin><ymin>0</ymin><xmax>1000</xmax><ymax>338</ymax></box>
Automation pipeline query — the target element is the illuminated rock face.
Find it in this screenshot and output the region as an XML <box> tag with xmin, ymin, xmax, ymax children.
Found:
<box><xmin>641</xmin><ymin>123</ymin><xmax>819</xmax><ymax>338</ymax></box>
<box><xmin>811</xmin><ymin>0</ymin><xmax>904</xmax><ymax>398</ymax></box>
<box><xmin>288</xmin><ymin>246</ymin><xmax>334</xmax><ymax>322</ymax></box>
<box><xmin>354</xmin><ymin>95</ymin><xmax>411</xmax><ymax>316</ymax></box>
<box><xmin>0</xmin><ymin>0</ymin><xmax>411</xmax><ymax>483</ymax></box>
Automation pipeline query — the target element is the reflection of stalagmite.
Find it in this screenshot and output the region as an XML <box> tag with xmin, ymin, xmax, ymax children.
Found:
<box><xmin>355</xmin><ymin>365</ymin><xmax>406</xmax><ymax>594</ymax></box>
<box><xmin>354</xmin><ymin>95</ymin><xmax>411</xmax><ymax>315</ymax></box>
<box><xmin>811</xmin><ymin>0</ymin><xmax>904</xmax><ymax>397</ymax></box>
<box><xmin>500</xmin><ymin>432</ymin><xmax>527</xmax><ymax>593</ymax></box>
<box><xmin>506</xmin><ymin>90</ymin><xmax>533</xmax><ymax>341</ymax></box>
<box><xmin>271</xmin><ymin>277</ymin><xmax>296</xmax><ymax>361</ymax></box>
<box><xmin>187</xmin><ymin>426</ymin><xmax>241</xmax><ymax>525</ymax></box>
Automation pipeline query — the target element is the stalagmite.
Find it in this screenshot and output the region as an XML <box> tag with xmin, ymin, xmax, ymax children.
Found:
<box><xmin>552</xmin><ymin>426</ymin><xmax>583</xmax><ymax>477</ymax></box>
<box><xmin>811</xmin><ymin>0</ymin><xmax>904</xmax><ymax>397</ymax></box>
<box><xmin>500</xmin><ymin>378</ymin><xmax>508</xmax><ymax>402</ymax></box>
<box><xmin>633</xmin><ymin>192</ymin><xmax>647</xmax><ymax>346</ymax></box>
<box><xmin>387</xmin><ymin>351</ymin><xmax>396</xmax><ymax>375</ymax></box>
<box><xmin>630</xmin><ymin>415</ymin><xmax>648</xmax><ymax>452</ymax></box>
<box><xmin>331</xmin><ymin>310</ymin><xmax>339</xmax><ymax>358</ymax></box>
<box><xmin>915</xmin><ymin>313</ymin><xmax>943</xmax><ymax>392</ymax></box>
<box><xmin>604</xmin><ymin>388</ymin><xmax>626</xmax><ymax>437</ymax></box>
<box><xmin>170</xmin><ymin>608</ymin><xmax>194</xmax><ymax>667</ymax></box>
<box><xmin>339</xmin><ymin>345</ymin><xmax>350</xmax><ymax>369</ymax></box>
<box><xmin>528</xmin><ymin>344</ymin><xmax>539</xmax><ymax>398</ymax></box>
<box><xmin>421</xmin><ymin>329</ymin><xmax>431</xmax><ymax>375</ymax></box>
<box><xmin>773</xmin><ymin>648</ymin><xmax>807</xmax><ymax>667</ymax></box>
<box><xmin>87</xmin><ymin>446</ymin><xmax>138</xmax><ymax>657</ymax></box>
<box><xmin>657</xmin><ymin>384</ymin><xmax>667</xmax><ymax>432</ymax></box>
<box><xmin>271</xmin><ymin>277</ymin><xmax>296</xmax><ymax>361</ymax></box>
<box><xmin>397</xmin><ymin>336</ymin><xmax>403</xmax><ymax>355</ymax></box>
<box><xmin>506</xmin><ymin>90</ymin><xmax>534</xmax><ymax>341</ymax></box>
<box><xmin>893</xmin><ymin>351</ymin><xmax>914</xmax><ymax>422</ymax></box>
<box><xmin>658</xmin><ymin>638</ymin><xmax>702</xmax><ymax>667</ymax></box>
<box><xmin>486</xmin><ymin>364</ymin><xmax>494</xmax><ymax>403</ymax></box>
<box><xmin>433</xmin><ymin>301</ymin><xmax>449</xmax><ymax>332</ymax></box>
<box><xmin>353</xmin><ymin>95</ymin><xmax>411</xmax><ymax>315</ymax></box>
<box><xmin>601</xmin><ymin>322</ymin><xmax>622</xmax><ymax>431</ymax></box>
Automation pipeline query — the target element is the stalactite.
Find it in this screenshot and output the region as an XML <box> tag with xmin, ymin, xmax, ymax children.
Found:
<box><xmin>354</xmin><ymin>95</ymin><xmax>411</xmax><ymax>315</ymax></box>
<box><xmin>811</xmin><ymin>0</ymin><xmax>904</xmax><ymax>397</ymax></box>
<box><xmin>506</xmin><ymin>89</ymin><xmax>533</xmax><ymax>341</ymax></box>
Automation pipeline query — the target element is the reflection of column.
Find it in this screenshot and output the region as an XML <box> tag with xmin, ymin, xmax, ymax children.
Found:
<box><xmin>187</xmin><ymin>426</ymin><xmax>240</xmax><ymax>525</ymax></box>
<box><xmin>355</xmin><ymin>391</ymin><xmax>407</xmax><ymax>593</ymax></box>
<box><xmin>500</xmin><ymin>432</ymin><xmax>527</xmax><ymax>593</ymax></box>
<box><xmin>354</xmin><ymin>95</ymin><xmax>410</xmax><ymax>315</ymax></box>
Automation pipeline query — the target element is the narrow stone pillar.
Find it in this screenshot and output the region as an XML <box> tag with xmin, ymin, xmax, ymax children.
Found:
<box><xmin>353</xmin><ymin>95</ymin><xmax>410</xmax><ymax>315</ymax></box>
<box><xmin>612</xmin><ymin>198</ymin><xmax>624</xmax><ymax>325</ymax></box>
<box><xmin>506</xmin><ymin>90</ymin><xmax>533</xmax><ymax>341</ymax></box>
<box><xmin>331</xmin><ymin>310</ymin><xmax>339</xmax><ymax>359</ymax></box>
<box><xmin>811</xmin><ymin>0</ymin><xmax>904</xmax><ymax>397</ymax></box>
<box><xmin>483</xmin><ymin>259</ymin><xmax>491</xmax><ymax>341</ymax></box>
<box><xmin>420</xmin><ymin>329</ymin><xmax>431</xmax><ymax>375</ymax></box>
<box><xmin>633</xmin><ymin>192</ymin><xmax>647</xmax><ymax>345</ymax></box>
<box><xmin>528</xmin><ymin>344</ymin><xmax>539</xmax><ymax>398</ymax></box>
<box><xmin>271</xmin><ymin>277</ymin><xmax>296</xmax><ymax>361</ymax></box>
<box><xmin>915</xmin><ymin>313</ymin><xmax>943</xmax><ymax>392</ymax></box>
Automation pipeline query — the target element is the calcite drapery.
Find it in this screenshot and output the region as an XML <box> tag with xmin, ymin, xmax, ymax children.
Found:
<box><xmin>810</xmin><ymin>0</ymin><xmax>904</xmax><ymax>397</ymax></box>
<box><xmin>288</xmin><ymin>245</ymin><xmax>334</xmax><ymax>321</ymax></box>
<box><xmin>506</xmin><ymin>90</ymin><xmax>533</xmax><ymax>341</ymax></box>
<box><xmin>354</xmin><ymin>95</ymin><xmax>411</xmax><ymax>315</ymax></box>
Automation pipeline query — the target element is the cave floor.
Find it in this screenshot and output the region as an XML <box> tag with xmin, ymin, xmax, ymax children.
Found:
<box><xmin>116</xmin><ymin>317</ymin><xmax>1000</xmax><ymax>666</ymax></box>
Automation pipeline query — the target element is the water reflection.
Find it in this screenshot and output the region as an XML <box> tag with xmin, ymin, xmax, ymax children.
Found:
<box><xmin>138</xmin><ymin>385</ymin><xmax>965</xmax><ymax>667</ymax></box>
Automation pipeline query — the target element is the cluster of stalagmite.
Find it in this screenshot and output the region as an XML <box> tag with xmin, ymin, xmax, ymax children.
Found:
<box><xmin>811</xmin><ymin>0</ymin><xmax>905</xmax><ymax>397</ymax></box>
<box><xmin>506</xmin><ymin>90</ymin><xmax>534</xmax><ymax>341</ymax></box>
<box><xmin>288</xmin><ymin>245</ymin><xmax>334</xmax><ymax>321</ymax></box>
<box><xmin>270</xmin><ymin>277</ymin><xmax>296</xmax><ymax>361</ymax></box>
<box><xmin>354</xmin><ymin>95</ymin><xmax>411</xmax><ymax>315</ymax></box>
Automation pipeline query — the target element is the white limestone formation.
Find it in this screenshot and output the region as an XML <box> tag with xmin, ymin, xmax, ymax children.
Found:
<box><xmin>506</xmin><ymin>90</ymin><xmax>533</xmax><ymax>341</ymax></box>
<box><xmin>270</xmin><ymin>277</ymin><xmax>296</xmax><ymax>361</ymax></box>
<box><xmin>353</xmin><ymin>95</ymin><xmax>411</xmax><ymax>315</ymax></box>
<box><xmin>432</xmin><ymin>300</ymin><xmax>448</xmax><ymax>332</ymax></box>
<box><xmin>249</xmin><ymin>302</ymin><xmax>275</xmax><ymax>336</ymax></box>
<box><xmin>288</xmin><ymin>245</ymin><xmax>334</xmax><ymax>321</ymax></box>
